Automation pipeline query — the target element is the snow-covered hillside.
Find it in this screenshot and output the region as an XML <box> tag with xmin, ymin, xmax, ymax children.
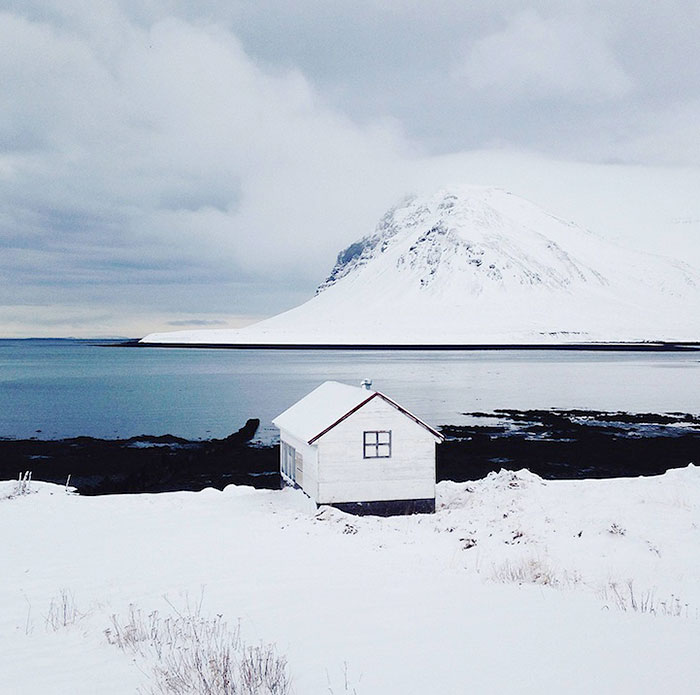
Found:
<box><xmin>2</xmin><ymin>467</ymin><xmax>700</xmax><ymax>693</ymax></box>
<box><xmin>142</xmin><ymin>187</ymin><xmax>699</xmax><ymax>345</ymax></box>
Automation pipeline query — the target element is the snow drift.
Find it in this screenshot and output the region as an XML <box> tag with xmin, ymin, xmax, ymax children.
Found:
<box><xmin>142</xmin><ymin>186</ymin><xmax>700</xmax><ymax>345</ymax></box>
<box><xmin>3</xmin><ymin>467</ymin><xmax>700</xmax><ymax>693</ymax></box>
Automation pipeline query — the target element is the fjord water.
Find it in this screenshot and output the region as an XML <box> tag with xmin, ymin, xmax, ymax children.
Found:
<box><xmin>0</xmin><ymin>339</ymin><xmax>698</xmax><ymax>443</ymax></box>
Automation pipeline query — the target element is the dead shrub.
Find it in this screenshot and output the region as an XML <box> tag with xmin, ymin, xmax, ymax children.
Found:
<box><xmin>105</xmin><ymin>600</ymin><xmax>291</xmax><ymax>695</ymax></box>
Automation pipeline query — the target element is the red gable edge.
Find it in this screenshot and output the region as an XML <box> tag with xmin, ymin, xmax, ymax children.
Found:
<box><xmin>307</xmin><ymin>392</ymin><xmax>444</xmax><ymax>445</ymax></box>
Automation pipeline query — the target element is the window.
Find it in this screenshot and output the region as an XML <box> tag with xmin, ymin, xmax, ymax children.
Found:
<box><xmin>363</xmin><ymin>430</ymin><xmax>391</xmax><ymax>458</ymax></box>
<box><xmin>282</xmin><ymin>442</ymin><xmax>297</xmax><ymax>481</ymax></box>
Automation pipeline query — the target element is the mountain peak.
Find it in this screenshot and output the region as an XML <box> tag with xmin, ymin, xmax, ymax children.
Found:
<box><xmin>317</xmin><ymin>186</ymin><xmax>604</xmax><ymax>295</ymax></box>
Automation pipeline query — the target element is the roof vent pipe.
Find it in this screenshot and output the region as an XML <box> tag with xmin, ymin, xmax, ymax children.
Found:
<box><xmin>361</xmin><ymin>379</ymin><xmax>373</xmax><ymax>391</ymax></box>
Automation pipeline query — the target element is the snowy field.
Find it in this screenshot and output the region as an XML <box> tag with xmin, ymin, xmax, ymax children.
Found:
<box><xmin>2</xmin><ymin>467</ymin><xmax>700</xmax><ymax>694</ymax></box>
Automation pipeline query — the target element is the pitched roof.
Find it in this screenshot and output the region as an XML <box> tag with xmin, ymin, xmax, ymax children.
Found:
<box><xmin>272</xmin><ymin>380</ymin><xmax>443</xmax><ymax>444</ymax></box>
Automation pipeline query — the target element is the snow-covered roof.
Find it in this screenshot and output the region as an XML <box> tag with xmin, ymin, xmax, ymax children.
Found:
<box><xmin>272</xmin><ymin>380</ymin><xmax>442</xmax><ymax>444</ymax></box>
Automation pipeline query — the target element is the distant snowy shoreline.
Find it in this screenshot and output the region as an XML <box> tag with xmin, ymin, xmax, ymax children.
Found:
<box><xmin>123</xmin><ymin>340</ymin><xmax>700</xmax><ymax>351</ymax></box>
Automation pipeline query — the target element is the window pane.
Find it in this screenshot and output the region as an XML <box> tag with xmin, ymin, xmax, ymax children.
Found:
<box><xmin>377</xmin><ymin>443</ymin><xmax>391</xmax><ymax>457</ymax></box>
<box><xmin>378</xmin><ymin>431</ymin><xmax>390</xmax><ymax>444</ymax></box>
<box><xmin>282</xmin><ymin>443</ymin><xmax>297</xmax><ymax>478</ymax></box>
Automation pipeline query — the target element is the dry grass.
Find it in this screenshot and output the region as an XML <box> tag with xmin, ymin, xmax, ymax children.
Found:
<box><xmin>607</xmin><ymin>522</ymin><xmax>627</xmax><ymax>536</ymax></box>
<box><xmin>600</xmin><ymin>580</ymin><xmax>696</xmax><ymax>618</ymax></box>
<box><xmin>8</xmin><ymin>471</ymin><xmax>35</xmax><ymax>499</ymax></box>
<box><xmin>45</xmin><ymin>589</ymin><xmax>84</xmax><ymax>631</ymax></box>
<box><xmin>491</xmin><ymin>558</ymin><xmax>572</xmax><ymax>587</ymax></box>
<box><xmin>105</xmin><ymin>600</ymin><xmax>291</xmax><ymax>695</ymax></box>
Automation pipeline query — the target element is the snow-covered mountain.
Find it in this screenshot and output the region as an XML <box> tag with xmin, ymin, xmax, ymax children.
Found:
<box><xmin>142</xmin><ymin>186</ymin><xmax>699</xmax><ymax>345</ymax></box>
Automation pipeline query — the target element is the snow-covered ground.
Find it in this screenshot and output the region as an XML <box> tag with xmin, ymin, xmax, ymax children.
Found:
<box><xmin>2</xmin><ymin>467</ymin><xmax>700</xmax><ymax>694</ymax></box>
<box><xmin>142</xmin><ymin>187</ymin><xmax>700</xmax><ymax>346</ymax></box>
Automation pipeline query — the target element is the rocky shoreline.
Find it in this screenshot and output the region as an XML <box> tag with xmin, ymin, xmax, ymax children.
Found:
<box><xmin>439</xmin><ymin>408</ymin><xmax>699</xmax><ymax>481</ymax></box>
<box><xmin>1</xmin><ymin>410</ymin><xmax>697</xmax><ymax>496</ymax></box>
<box><xmin>0</xmin><ymin>419</ymin><xmax>279</xmax><ymax>495</ymax></box>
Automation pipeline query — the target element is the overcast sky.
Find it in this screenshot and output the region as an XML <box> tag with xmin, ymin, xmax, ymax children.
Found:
<box><xmin>2</xmin><ymin>0</ymin><xmax>700</xmax><ymax>337</ymax></box>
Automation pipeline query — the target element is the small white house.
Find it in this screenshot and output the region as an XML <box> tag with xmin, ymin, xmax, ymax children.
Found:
<box><xmin>272</xmin><ymin>380</ymin><xmax>443</xmax><ymax>515</ymax></box>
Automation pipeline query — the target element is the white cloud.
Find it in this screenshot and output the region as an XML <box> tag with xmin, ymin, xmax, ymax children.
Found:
<box><xmin>0</xmin><ymin>302</ymin><xmax>260</xmax><ymax>339</ymax></box>
<box><xmin>460</xmin><ymin>9</ymin><xmax>633</xmax><ymax>102</ymax></box>
<box><xmin>613</xmin><ymin>98</ymin><xmax>700</xmax><ymax>165</ymax></box>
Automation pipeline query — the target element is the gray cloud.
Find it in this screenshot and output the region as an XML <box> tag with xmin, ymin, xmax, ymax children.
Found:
<box><xmin>0</xmin><ymin>1</ymin><xmax>698</xmax><ymax>336</ymax></box>
<box><xmin>204</xmin><ymin>1</ymin><xmax>700</xmax><ymax>158</ymax></box>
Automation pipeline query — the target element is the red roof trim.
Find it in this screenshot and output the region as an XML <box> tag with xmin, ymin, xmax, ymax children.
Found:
<box><xmin>307</xmin><ymin>392</ymin><xmax>378</xmax><ymax>444</ymax></box>
<box><xmin>376</xmin><ymin>393</ymin><xmax>444</xmax><ymax>441</ymax></box>
<box><xmin>307</xmin><ymin>392</ymin><xmax>444</xmax><ymax>445</ymax></box>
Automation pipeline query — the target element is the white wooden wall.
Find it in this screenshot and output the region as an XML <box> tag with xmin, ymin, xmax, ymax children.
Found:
<box><xmin>315</xmin><ymin>397</ymin><xmax>437</xmax><ymax>504</ymax></box>
<box><xmin>278</xmin><ymin>428</ymin><xmax>319</xmax><ymax>500</ymax></box>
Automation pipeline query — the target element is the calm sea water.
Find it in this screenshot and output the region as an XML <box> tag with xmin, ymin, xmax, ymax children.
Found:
<box><xmin>0</xmin><ymin>339</ymin><xmax>698</xmax><ymax>442</ymax></box>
